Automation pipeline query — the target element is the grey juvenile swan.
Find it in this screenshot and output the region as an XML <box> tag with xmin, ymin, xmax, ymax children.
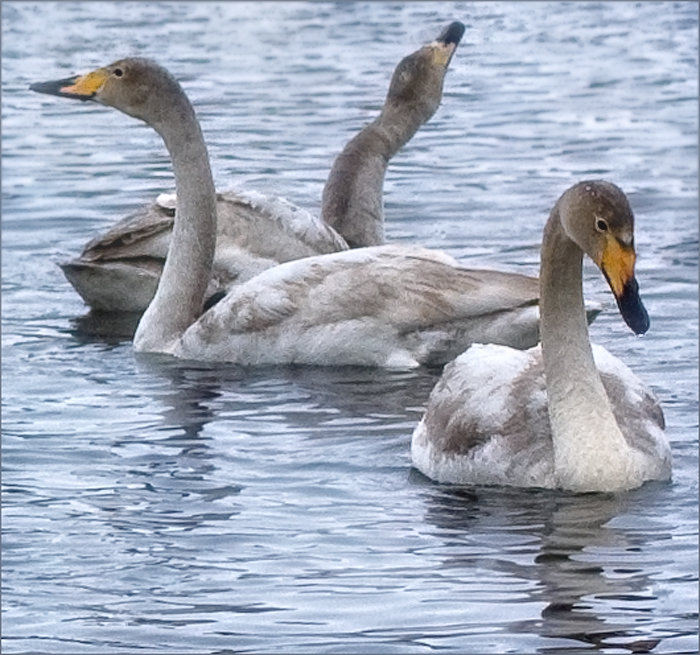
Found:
<box><xmin>411</xmin><ymin>181</ymin><xmax>671</xmax><ymax>492</ymax></box>
<box><xmin>321</xmin><ymin>21</ymin><xmax>464</xmax><ymax>247</ymax></box>
<box><xmin>55</xmin><ymin>21</ymin><xmax>466</xmax><ymax>313</ymax></box>
<box><xmin>32</xmin><ymin>57</ymin><xmax>594</xmax><ymax>366</ymax></box>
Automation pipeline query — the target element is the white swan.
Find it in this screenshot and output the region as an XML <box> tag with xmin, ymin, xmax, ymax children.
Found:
<box><xmin>31</xmin><ymin>57</ymin><xmax>595</xmax><ymax>367</ymax></box>
<box><xmin>411</xmin><ymin>181</ymin><xmax>672</xmax><ymax>492</ymax></box>
<box><xmin>56</xmin><ymin>21</ymin><xmax>466</xmax><ymax>313</ymax></box>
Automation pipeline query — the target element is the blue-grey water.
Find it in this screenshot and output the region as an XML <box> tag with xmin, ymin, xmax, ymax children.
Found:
<box><xmin>2</xmin><ymin>2</ymin><xmax>697</xmax><ymax>653</ymax></box>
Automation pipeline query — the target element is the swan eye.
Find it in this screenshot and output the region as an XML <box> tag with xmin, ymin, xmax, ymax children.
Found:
<box><xmin>113</xmin><ymin>68</ymin><xmax>124</xmax><ymax>78</ymax></box>
<box><xmin>595</xmin><ymin>218</ymin><xmax>609</xmax><ymax>233</ymax></box>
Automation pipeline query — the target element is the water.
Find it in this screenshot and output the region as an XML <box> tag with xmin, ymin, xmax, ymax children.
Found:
<box><xmin>2</xmin><ymin>1</ymin><xmax>697</xmax><ymax>652</ymax></box>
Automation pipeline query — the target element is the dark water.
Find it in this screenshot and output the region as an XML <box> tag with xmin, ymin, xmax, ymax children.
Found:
<box><xmin>2</xmin><ymin>2</ymin><xmax>697</xmax><ymax>653</ymax></box>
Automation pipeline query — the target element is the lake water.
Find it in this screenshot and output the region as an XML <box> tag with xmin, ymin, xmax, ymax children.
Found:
<box><xmin>2</xmin><ymin>2</ymin><xmax>697</xmax><ymax>653</ymax></box>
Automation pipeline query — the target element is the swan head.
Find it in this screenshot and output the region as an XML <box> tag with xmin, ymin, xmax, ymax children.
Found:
<box><xmin>383</xmin><ymin>21</ymin><xmax>465</xmax><ymax>122</ymax></box>
<box><xmin>30</xmin><ymin>57</ymin><xmax>188</xmax><ymax>127</ymax></box>
<box><xmin>558</xmin><ymin>180</ymin><xmax>650</xmax><ymax>335</ymax></box>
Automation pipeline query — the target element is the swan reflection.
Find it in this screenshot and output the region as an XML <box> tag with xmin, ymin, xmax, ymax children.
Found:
<box><xmin>417</xmin><ymin>481</ymin><xmax>672</xmax><ymax>652</ymax></box>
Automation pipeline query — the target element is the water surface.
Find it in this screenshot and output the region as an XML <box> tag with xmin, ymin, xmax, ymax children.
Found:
<box><xmin>2</xmin><ymin>2</ymin><xmax>697</xmax><ymax>653</ymax></box>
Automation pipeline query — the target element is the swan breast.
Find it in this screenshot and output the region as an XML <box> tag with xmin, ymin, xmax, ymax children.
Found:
<box><xmin>411</xmin><ymin>342</ymin><xmax>671</xmax><ymax>488</ymax></box>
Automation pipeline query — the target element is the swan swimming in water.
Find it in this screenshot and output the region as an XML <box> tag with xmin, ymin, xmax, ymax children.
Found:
<box><xmin>32</xmin><ymin>55</ymin><xmax>598</xmax><ymax>367</ymax></box>
<box><xmin>411</xmin><ymin>180</ymin><xmax>672</xmax><ymax>492</ymax></box>
<box><xmin>321</xmin><ymin>21</ymin><xmax>464</xmax><ymax>248</ymax></box>
<box><xmin>55</xmin><ymin>21</ymin><xmax>466</xmax><ymax>313</ymax></box>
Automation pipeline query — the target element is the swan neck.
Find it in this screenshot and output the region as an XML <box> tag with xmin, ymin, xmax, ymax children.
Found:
<box><xmin>540</xmin><ymin>206</ymin><xmax>631</xmax><ymax>491</ymax></box>
<box><xmin>134</xmin><ymin>92</ymin><xmax>217</xmax><ymax>351</ymax></box>
<box><xmin>375</xmin><ymin>104</ymin><xmax>427</xmax><ymax>152</ymax></box>
<box><xmin>540</xmin><ymin>207</ymin><xmax>592</xmax><ymax>364</ymax></box>
<box><xmin>321</xmin><ymin>120</ymin><xmax>389</xmax><ymax>247</ymax></box>
<box><xmin>321</xmin><ymin>105</ymin><xmax>426</xmax><ymax>248</ymax></box>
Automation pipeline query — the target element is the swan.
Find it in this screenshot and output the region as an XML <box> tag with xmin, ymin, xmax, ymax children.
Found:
<box><xmin>411</xmin><ymin>180</ymin><xmax>672</xmax><ymax>492</ymax></box>
<box><xmin>61</xmin><ymin>188</ymin><xmax>347</xmax><ymax>313</ymax></box>
<box><xmin>321</xmin><ymin>21</ymin><xmax>465</xmax><ymax>247</ymax></box>
<box><xmin>31</xmin><ymin>57</ymin><xmax>597</xmax><ymax>367</ymax></box>
<box><xmin>55</xmin><ymin>21</ymin><xmax>466</xmax><ymax>313</ymax></box>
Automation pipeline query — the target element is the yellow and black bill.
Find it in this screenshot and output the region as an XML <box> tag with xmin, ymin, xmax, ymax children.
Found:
<box><xmin>30</xmin><ymin>68</ymin><xmax>106</xmax><ymax>101</ymax></box>
<box><xmin>601</xmin><ymin>238</ymin><xmax>650</xmax><ymax>335</ymax></box>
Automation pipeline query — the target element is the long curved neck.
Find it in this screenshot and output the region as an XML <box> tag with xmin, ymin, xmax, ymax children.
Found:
<box><xmin>540</xmin><ymin>206</ymin><xmax>632</xmax><ymax>491</ymax></box>
<box><xmin>320</xmin><ymin>105</ymin><xmax>427</xmax><ymax>248</ymax></box>
<box><xmin>134</xmin><ymin>94</ymin><xmax>217</xmax><ymax>352</ymax></box>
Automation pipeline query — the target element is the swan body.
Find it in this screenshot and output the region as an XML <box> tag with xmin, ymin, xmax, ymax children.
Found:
<box><xmin>31</xmin><ymin>55</ymin><xmax>594</xmax><ymax>369</ymax></box>
<box><xmin>172</xmin><ymin>244</ymin><xmax>544</xmax><ymax>367</ymax></box>
<box><xmin>412</xmin><ymin>342</ymin><xmax>669</xmax><ymax>488</ymax></box>
<box><xmin>61</xmin><ymin>188</ymin><xmax>347</xmax><ymax>312</ymax></box>
<box><xmin>411</xmin><ymin>181</ymin><xmax>671</xmax><ymax>492</ymax></box>
<box><xmin>56</xmin><ymin>21</ymin><xmax>465</xmax><ymax>313</ymax></box>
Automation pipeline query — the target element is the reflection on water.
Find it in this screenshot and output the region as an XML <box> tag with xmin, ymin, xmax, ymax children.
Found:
<box><xmin>2</xmin><ymin>1</ymin><xmax>697</xmax><ymax>653</ymax></box>
<box><xmin>69</xmin><ymin>310</ymin><xmax>142</xmax><ymax>342</ymax></box>
<box><xmin>421</xmin><ymin>486</ymin><xmax>672</xmax><ymax>653</ymax></box>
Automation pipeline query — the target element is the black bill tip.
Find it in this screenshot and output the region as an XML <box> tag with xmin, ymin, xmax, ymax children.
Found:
<box><xmin>616</xmin><ymin>276</ymin><xmax>650</xmax><ymax>335</ymax></box>
<box><xmin>29</xmin><ymin>76</ymin><xmax>94</xmax><ymax>101</ymax></box>
<box><xmin>437</xmin><ymin>21</ymin><xmax>466</xmax><ymax>47</ymax></box>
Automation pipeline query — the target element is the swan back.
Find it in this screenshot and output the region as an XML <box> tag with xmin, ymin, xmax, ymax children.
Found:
<box><xmin>173</xmin><ymin>244</ymin><xmax>543</xmax><ymax>367</ymax></box>
<box><xmin>58</xmin><ymin>188</ymin><xmax>349</xmax><ymax>312</ymax></box>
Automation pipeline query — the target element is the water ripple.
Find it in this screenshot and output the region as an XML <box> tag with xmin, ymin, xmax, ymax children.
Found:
<box><xmin>2</xmin><ymin>2</ymin><xmax>697</xmax><ymax>653</ymax></box>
